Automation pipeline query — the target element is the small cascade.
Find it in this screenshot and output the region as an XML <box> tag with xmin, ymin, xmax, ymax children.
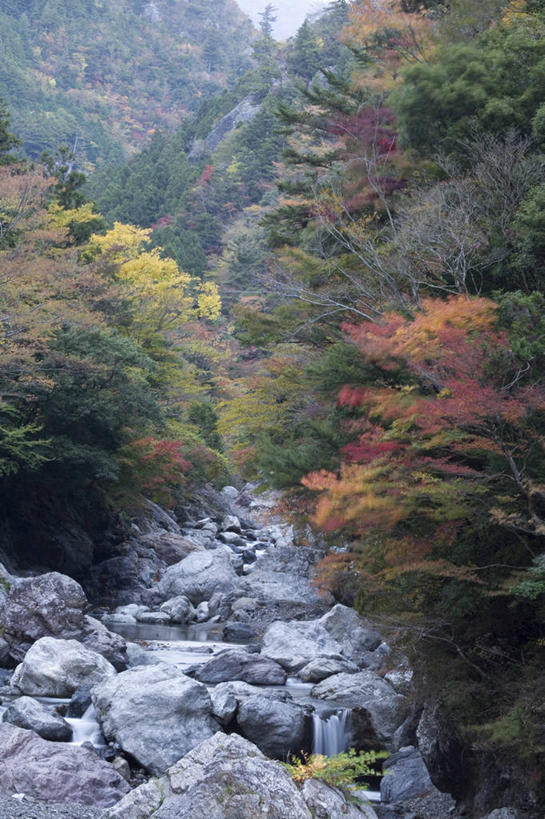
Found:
<box><xmin>312</xmin><ymin>708</ymin><xmax>352</xmax><ymax>756</ymax></box>
<box><xmin>65</xmin><ymin>704</ymin><xmax>105</xmax><ymax>748</ymax></box>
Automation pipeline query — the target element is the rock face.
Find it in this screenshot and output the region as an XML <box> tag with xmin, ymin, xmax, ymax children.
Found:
<box><xmin>11</xmin><ymin>637</ymin><xmax>116</xmax><ymax>698</ymax></box>
<box><xmin>92</xmin><ymin>664</ymin><xmax>218</xmax><ymax>775</ymax></box>
<box><xmin>311</xmin><ymin>671</ymin><xmax>408</xmax><ymax>750</ymax></box>
<box><xmin>210</xmin><ymin>681</ymin><xmax>308</xmax><ymax>759</ymax></box>
<box><xmin>157</xmin><ymin>551</ymin><xmax>237</xmax><ymax>604</ymax></box>
<box><xmin>0</xmin><ymin>723</ymin><xmax>129</xmax><ymax>807</ymax></box>
<box><xmin>189</xmin><ymin>96</ymin><xmax>261</xmax><ymax>158</ymax></box>
<box><xmin>3</xmin><ymin>696</ymin><xmax>72</xmax><ymax>742</ymax></box>
<box><xmin>195</xmin><ymin>649</ymin><xmax>287</xmax><ymax>686</ymax></box>
<box><xmin>139</xmin><ymin>532</ymin><xmax>206</xmax><ymax>565</ymax></box>
<box><xmin>380</xmin><ymin>746</ymin><xmax>436</xmax><ymax>803</ymax></box>
<box><xmin>319</xmin><ymin>605</ymin><xmax>382</xmax><ymax>660</ymax></box>
<box><xmin>261</xmin><ymin>620</ymin><xmax>344</xmax><ymax>672</ymax></box>
<box><xmin>2</xmin><ymin>572</ymin><xmax>87</xmax><ymax>662</ymax></box>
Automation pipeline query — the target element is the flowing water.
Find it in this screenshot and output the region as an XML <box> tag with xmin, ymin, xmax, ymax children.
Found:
<box><xmin>65</xmin><ymin>704</ymin><xmax>106</xmax><ymax>747</ymax></box>
<box><xmin>312</xmin><ymin>708</ymin><xmax>352</xmax><ymax>756</ymax></box>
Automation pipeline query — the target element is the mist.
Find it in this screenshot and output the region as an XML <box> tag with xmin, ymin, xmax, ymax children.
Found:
<box><xmin>235</xmin><ymin>0</ymin><xmax>328</xmax><ymax>39</ymax></box>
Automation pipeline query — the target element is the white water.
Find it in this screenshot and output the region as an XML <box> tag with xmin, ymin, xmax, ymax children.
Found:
<box><xmin>65</xmin><ymin>704</ymin><xmax>105</xmax><ymax>748</ymax></box>
<box><xmin>312</xmin><ymin>708</ymin><xmax>352</xmax><ymax>756</ymax></box>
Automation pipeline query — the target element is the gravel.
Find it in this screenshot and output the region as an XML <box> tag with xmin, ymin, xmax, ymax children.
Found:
<box><xmin>0</xmin><ymin>791</ymin><xmax>106</xmax><ymax>818</ymax></box>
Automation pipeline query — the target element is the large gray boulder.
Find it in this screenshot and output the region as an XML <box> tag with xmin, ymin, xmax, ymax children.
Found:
<box><xmin>311</xmin><ymin>671</ymin><xmax>408</xmax><ymax>750</ymax></box>
<box><xmin>3</xmin><ymin>696</ymin><xmax>72</xmax><ymax>742</ymax></box>
<box><xmin>211</xmin><ymin>681</ymin><xmax>308</xmax><ymax>759</ymax></box>
<box><xmin>261</xmin><ymin>620</ymin><xmax>344</xmax><ymax>672</ymax></box>
<box><xmin>159</xmin><ymin>595</ymin><xmax>195</xmax><ymax>623</ymax></box>
<box><xmin>11</xmin><ymin>637</ymin><xmax>116</xmax><ymax>698</ymax></box>
<box><xmin>0</xmin><ymin>723</ymin><xmax>129</xmax><ymax>807</ymax></box>
<box><xmin>108</xmin><ymin>731</ymin><xmax>312</xmax><ymax>819</ymax></box>
<box><xmin>195</xmin><ymin>649</ymin><xmax>286</xmax><ymax>686</ymax></box>
<box><xmin>380</xmin><ymin>746</ymin><xmax>436</xmax><ymax>803</ymax></box>
<box><xmin>319</xmin><ymin>605</ymin><xmax>382</xmax><ymax>661</ymax></box>
<box><xmin>2</xmin><ymin>572</ymin><xmax>87</xmax><ymax>662</ymax></box>
<box><xmin>139</xmin><ymin>532</ymin><xmax>205</xmax><ymax>565</ymax></box>
<box><xmin>298</xmin><ymin>656</ymin><xmax>359</xmax><ymax>683</ymax></box>
<box><xmin>92</xmin><ymin>664</ymin><xmax>218</xmax><ymax>775</ymax></box>
<box><xmin>157</xmin><ymin>551</ymin><xmax>237</xmax><ymax>604</ymax></box>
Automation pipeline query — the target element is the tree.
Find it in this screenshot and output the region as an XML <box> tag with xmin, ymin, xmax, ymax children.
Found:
<box><xmin>0</xmin><ymin>98</ymin><xmax>19</xmax><ymax>165</ymax></box>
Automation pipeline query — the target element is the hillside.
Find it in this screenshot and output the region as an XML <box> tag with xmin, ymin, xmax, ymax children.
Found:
<box><xmin>0</xmin><ymin>0</ymin><xmax>255</xmax><ymax>167</ymax></box>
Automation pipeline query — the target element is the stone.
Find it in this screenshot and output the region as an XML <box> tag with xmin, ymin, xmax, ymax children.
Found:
<box><xmin>210</xmin><ymin>681</ymin><xmax>307</xmax><ymax>759</ymax></box>
<box><xmin>157</xmin><ymin>551</ymin><xmax>237</xmax><ymax>604</ymax></box>
<box><xmin>231</xmin><ymin>597</ymin><xmax>259</xmax><ymax>612</ymax></box>
<box><xmin>195</xmin><ymin>601</ymin><xmax>210</xmax><ymax>622</ymax></box>
<box><xmin>302</xmin><ymin>779</ymin><xmax>378</xmax><ymax>818</ymax></box>
<box><xmin>139</xmin><ymin>532</ymin><xmax>206</xmax><ymax>565</ymax></box>
<box><xmin>136</xmin><ymin>610</ymin><xmax>171</xmax><ymax>625</ymax></box>
<box><xmin>112</xmin><ymin>756</ymin><xmax>131</xmax><ymax>782</ymax></box>
<box><xmin>221</xmin><ymin>485</ymin><xmax>239</xmax><ymax>499</ymax></box>
<box><xmin>298</xmin><ymin>656</ymin><xmax>359</xmax><ymax>683</ymax></box>
<box><xmin>2</xmin><ymin>572</ymin><xmax>87</xmax><ymax>662</ymax></box>
<box><xmin>92</xmin><ymin>663</ymin><xmax>218</xmax><ymax>775</ymax></box>
<box><xmin>102</xmin><ymin>612</ymin><xmax>137</xmax><ymax>627</ymax></box>
<box><xmin>11</xmin><ymin>637</ymin><xmax>116</xmax><ymax>698</ymax></box>
<box><xmin>3</xmin><ymin>696</ymin><xmax>72</xmax><ymax>742</ymax></box>
<box><xmin>218</xmin><ymin>531</ymin><xmax>243</xmax><ymax>545</ymax></box>
<box><xmin>484</xmin><ymin>811</ymin><xmax>518</xmax><ymax>819</ymax></box>
<box><xmin>107</xmin><ymin>731</ymin><xmax>311</xmax><ymax>819</ymax></box>
<box><xmin>160</xmin><ymin>595</ymin><xmax>194</xmax><ymax>623</ymax></box>
<box><xmin>0</xmin><ymin>723</ymin><xmax>129</xmax><ymax>807</ymax></box>
<box><xmin>319</xmin><ymin>605</ymin><xmax>382</xmax><ymax>661</ymax></box>
<box><xmin>0</xmin><ymin>637</ymin><xmax>10</xmax><ymax>666</ymax></box>
<box><xmin>67</xmin><ymin>684</ymin><xmax>93</xmax><ymax>717</ymax></box>
<box><xmin>195</xmin><ymin>649</ymin><xmax>286</xmax><ymax>685</ymax></box>
<box><xmin>80</xmin><ymin>615</ymin><xmax>128</xmax><ymax>670</ymax></box>
<box><xmin>261</xmin><ymin>620</ymin><xmax>344</xmax><ymax>672</ymax></box>
<box><xmin>311</xmin><ymin>671</ymin><xmax>408</xmax><ymax>750</ymax></box>
<box><xmin>222</xmin><ymin>622</ymin><xmax>261</xmax><ymax>643</ymax></box>
<box><xmin>222</xmin><ymin>514</ymin><xmax>241</xmax><ymax>532</ymax></box>
<box><xmin>380</xmin><ymin>746</ymin><xmax>436</xmax><ymax>803</ymax></box>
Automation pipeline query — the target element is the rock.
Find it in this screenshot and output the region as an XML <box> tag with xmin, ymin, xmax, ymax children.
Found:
<box><xmin>195</xmin><ymin>649</ymin><xmax>287</xmax><ymax>685</ymax></box>
<box><xmin>222</xmin><ymin>514</ymin><xmax>241</xmax><ymax>532</ymax></box>
<box><xmin>102</xmin><ymin>612</ymin><xmax>136</xmax><ymax>627</ymax></box>
<box><xmin>0</xmin><ymin>723</ymin><xmax>129</xmax><ymax>807</ymax></box>
<box><xmin>261</xmin><ymin>620</ymin><xmax>344</xmax><ymax>672</ymax></box>
<box><xmin>302</xmin><ymin>779</ymin><xmax>378</xmax><ymax>818</ymax></box>
<box><xmin>484</xmin><ymin>811</ymin><xmax>518</xmax><ymax>819</ymax></box>
<box><xmin>380</xmin><ymin>746</ymin><xmax>436</xmax><ymax>803</ymax></box>
<box><xmin>136</xmin><ymin>610</ymin><xmax>171</xmax><ymax>625</ymax></box>
<box><xmin>298</xmin><ymin>656</ymin><xmax>359</xmax><ymax>683</ymax></box>
<box><xmin>157</xmin><ymin>551</ymin><xmax>237</xmax><ymax>604</ymax></box>
<box><xmin>92</xmin><ymin>663</ymin><xmax>218</xmax><ymax>775</ymax></box>
<box><xmin>311</xmin><ymin>671</ymin><xmax>408</xmax><ymax>750</ymax></box>
<box><xmin>0</xmin><ymin>637</ymin><xmax>10</xmax><ymax>667</ymax></box>
<box><xmin>2</xmin><ymin>572</ymin><xmax>87</xmax><ymax>662</ymax></box>
<box><xmin>223</xmin><ymin>622</ymin><xmax>261</xmax><ymax>643</ymax></box>
<box><xmin>139</xmin><ymin>532</ymin><xmax>205</xmax><ymax>564</ymax></box>
<box><xmin>11</xmin><ymin>637</ymin><xmax>116</xmax><ymax>698</ymax></box>
<box><xmin>115</xmin><ymin>604</ymin><xmax>143</xmax><ymax>617</ymax></box>
<box><xmin>68</xmin><ymin>684</ymin><xmax>93</xmax><ymax>717</ymax></box>
<box><xmin>3</xmin><ymin>696</ymin><xmax>72</xmax><ymax>742</ymax></box>
<box><xmin>210</xmin><ymin>681</ymin><xmax>307</xmax><ymax>759</ymax></box>
<box><xmin>87</xmin><ymin>543</ymin><xmax>162</xmax><ymax>607</ymax></box>
<box><xmin>112</xmin><ymin>756</ymin><xmax>131</xmax><ymax>782</ymax></box>
<box><xmin>107</xmin><ymin>731</ymin><xmax>311</xmax><ymax>819</ymax></box>
<box><xmin>221</xmin><ymin>485</ymin><xmax>239</xmax><ymax>499</ymax></box>
<box><xmin>160</xmin><ymin>595</ymin><xmax>194</xmax><ymax>623</ymax></box>
<box><xmin>143</xmin><ymin>500</ymin><xmax>181</xmax><ymax>533</ymax></box>
<box><xmin>80</xmin><ymin>616</ymin><xmax>128</xmax><ymax>670</ymax></box>
<box><xmin>218</xmin><ymin>531</ymin><xmax>243</xmax><ymax>545</ymax></box>
<box><xmin>195</xmin><ymin>601</ymin><xmax>210</xmax><ymax>622</ymax></box>
<box><xmin>319</xmin><ymin>605</ymin><xmax>382</xmax><ymax>661</ymax></box>
<box><xmin>232</xmin><ymin>596</ymin><xmax>259</xmax><ymax>612</ymax></box>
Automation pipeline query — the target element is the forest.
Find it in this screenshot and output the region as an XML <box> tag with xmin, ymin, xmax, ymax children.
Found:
<box><xmin>2</xmin><ymin>0</ymin><xmax>545</xmax><ymax>813</ymax></box>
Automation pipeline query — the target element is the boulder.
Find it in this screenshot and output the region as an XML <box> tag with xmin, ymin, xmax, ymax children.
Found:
<box><xmin>157</xmin><ymin>551</ymin><xmax>237</xmax><ymax>604</ymax></box>
<box><xmin>261</xmin><ymin>620</ymin><xmax>344</xmax><ymax>672</ymax></box>
<box><xmin>195</xmin><ymin>649</ymin><xmax>286</xmax><ymax>685</ymax></box>
<box><xmin>484</xmin><ymin>811</ymin><xmax>518</xmax><ymax>819</ymax></box>
<box><xmin>222</xmin><ymin>514</ymin><xmax>241</xmax><ymax>532</ymax></box>
<box><xmin>92</xmin><ymin>663</ymin><xmax>217</xmax><ymax>775</ymax></box>
<box><xmin>319</xmin><ymin>605</ymin><xmax>382</xmax><ymax>661</ymax></box>
<box><xmin>2</xmin><ymin>572</ymin><xmax>87</xmax><ymax>662</ymax></box>
<box><xmin>221</xmin><ymin>485</ymin><xmax>240</xmax><ymax>500</ymax></box>
<box><xmin>210</xmin><ymin>680</ymin><xmax>307</xmax><ymax>759</ymax></box>
<box><xmin>139</xmin><ymin>531</ymin><xmax>205</xmax><ymax>564</ymax></box>
<box><xmin>80</xmin><ymin>615</ymin><xmax>128</xmax><ymax>670</ymax></box>
<box><xmin>0</xmin><ymin>723</ymin><xmax>129</xmax><ymax>807</ymax></box>
<box><xmin>160</xmin><ymin>595</ymin><xmax>195</xmax><ymax>623</ymax></box>
<box><xmin>302</xmin><ymin>779</ymin><xmax>378</xmax><ymax>818</ymax></box>
<box><xmin>380</xmin><ymin>746</ymin><xmax>436</xmax><ymax>803</ymax></box>
<box><xmin>107</xmin><ymin>731</ymin><xmax>311</xmax><ymax>819</ymax></box>
<box><xmin>136</xmin><ymin>610</ymin><xmax>171</xmax><ymax>625</ymax></box>
<box><xmin>298</xmin><ymin>656</ymin><xmax>359</xmax><ymax>683</ymax></box>
<box><xmin>11</xmin><ymin>637</ymin><xmax>116</xmax><ymax>698</ymax></box>
<box><xmin>311</xmin><ymin>671</ymin><xmax>408</xmax><ymax>750</ymax></box>
<box><xmin>3</xmin><ymin>696</ymin><xmax>72</xmax><ymax>742</ymax></box>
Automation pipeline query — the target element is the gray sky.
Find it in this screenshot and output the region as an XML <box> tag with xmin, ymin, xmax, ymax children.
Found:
<box><xmin>235</xmin><ymin>0</ymin><xmax>328</xmax><ymax>39</ymax></box>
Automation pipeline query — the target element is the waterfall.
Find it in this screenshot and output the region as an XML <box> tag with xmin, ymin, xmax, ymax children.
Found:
<box><xmin>312</xmin><ymin>708</ymin><xmax>352</xmax><ymax>756</ymax></box>
<box><xmin>65</xmin><ymin>704</ymin><xmax>105</xmax><ymax>748</ymax></box>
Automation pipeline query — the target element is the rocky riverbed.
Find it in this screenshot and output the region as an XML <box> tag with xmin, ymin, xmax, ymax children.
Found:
<box><xmin>0</xmin><ymin>485</ymin><xmax>519</xmax><ymax>817</ymax></box>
